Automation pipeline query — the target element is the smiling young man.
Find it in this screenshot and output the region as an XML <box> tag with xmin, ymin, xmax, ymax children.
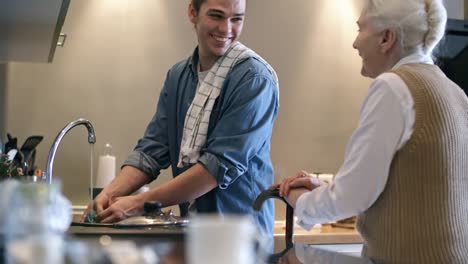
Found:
<box><xmin>84</xmin><ymin>0</ymin><xmax>279</xmax><ymax>235</ymax></box>
<box><xmin>190</xmin><ymin>0</ymin><xmax>245</xmax><ymax>71</ymax></box>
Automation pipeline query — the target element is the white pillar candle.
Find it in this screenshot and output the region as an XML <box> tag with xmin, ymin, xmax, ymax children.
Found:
<box><xmin>95</xmin><ymin>154</ymin><xmax>116</xmax><ymax>187</ymax></box>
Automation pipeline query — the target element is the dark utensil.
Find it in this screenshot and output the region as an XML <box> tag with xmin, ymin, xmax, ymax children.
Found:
<box><xmin>20</xmin><ymin>136</ymin><xmax>43</xmax><ymax>153</ymax></box>
<box><xmin>20</xmin><ymin>136</ymin><xmax>43</xmax><ymax>175</ymax></box>
<box><xmin>5</xmin><ymin>133</ymin><xmax>18</xmax><ymax>153</ymax></box>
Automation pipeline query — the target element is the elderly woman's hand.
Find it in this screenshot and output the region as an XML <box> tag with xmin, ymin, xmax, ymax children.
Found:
<box><xmin>271</xmin><ymin>170</ymin><xmax>324</xmax><ymax>197</ymax></box>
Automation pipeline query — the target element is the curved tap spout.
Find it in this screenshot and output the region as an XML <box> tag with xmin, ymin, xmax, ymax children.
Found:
<box><xmin>45</xmin><ymin>118</ymin><xmax>96</xmax><ymax>184</ymax></box>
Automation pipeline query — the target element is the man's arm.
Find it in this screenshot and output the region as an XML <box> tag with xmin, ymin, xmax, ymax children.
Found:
<box><xmin>100</xmin><ymin>166</ymin><xmax>150</xmax><ymax>200</ymax></box>
<box><xmin>141</xmin><ymin>163</ymin><xmax>217</xmax><ymax>207</ymax></box>
<box><xmin>81</xmin><ymin>166</ymin><xmax>150</xmax><ymax>221</ymax></box>
<box><xmin>97</xmin><ymin>163</ymin><xmax>217</xmax><ymax>223</ymax></box>
<box><xmin>198</xmin><ymin>68</ymin><xmax>279</xmax><ymax>188</ymax></box>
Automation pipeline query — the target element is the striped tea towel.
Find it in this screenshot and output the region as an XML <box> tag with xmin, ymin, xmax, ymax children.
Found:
<box><xmin>177</xmin><ymin>42</ymin><xmax>278</xmax><ymax>168</ymax></box>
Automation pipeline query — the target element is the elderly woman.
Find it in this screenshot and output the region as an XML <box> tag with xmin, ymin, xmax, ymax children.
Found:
<box><xmin>274</xmin><ymin>0</ymin><xmax>468</xmax><ymax>263</ymax></box>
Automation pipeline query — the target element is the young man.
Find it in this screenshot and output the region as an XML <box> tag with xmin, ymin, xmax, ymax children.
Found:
<box><xmin>85</xmin><ymin>0</ymin><xmax>279</xmax><ymax>235</ymax></box>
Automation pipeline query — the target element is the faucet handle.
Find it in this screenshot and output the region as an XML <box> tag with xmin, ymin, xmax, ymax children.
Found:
<box><xmin>143</xmin><ymin>201</ymin><xmax>163</xmax><ymax>217</ymax></box>
<box><xmin>40</xmin><ymin>170</ymin><xmax>47</xmax><ymax>181</ymax></box>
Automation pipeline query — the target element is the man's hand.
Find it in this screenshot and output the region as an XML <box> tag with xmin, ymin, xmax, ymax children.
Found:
<box><xmin>80</xmin><ymin>191</ymin><xmax>113</xmax><ymax>222</ymax></box>
<box><xmin>80</xmin><ymin>166</ymin><xmax>149</xmax><ymax>223</ymax></box>
<box><xmin>97</xmin><ymin>193</ymin><xmax>146</xmax><ymax>223</ymax></box>
<box><xmin>94</xmin><ymin>191</ymin><xmax>113</xmax><ymax>213</ymax></box>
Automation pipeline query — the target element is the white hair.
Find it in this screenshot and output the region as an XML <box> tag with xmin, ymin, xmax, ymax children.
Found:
<box><xmin>363</xmin><ymin>0</ymin><xmax>447</xmax><ymax>56</ymax></box>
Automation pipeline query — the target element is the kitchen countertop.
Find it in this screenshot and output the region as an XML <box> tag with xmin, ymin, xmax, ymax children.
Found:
<box><xmin>66</xmin><ymin>219</ymin><xmax>368</xmax><ymax>263</ymax></box>
<box><xmin>274</xmin><ymin>223</ymin><xmax>363</xmax><ymax>245</ymax></box>
<box><xmin>69</xmin><ymin>223</ymin><xmax>362</xmax><ymax>245</ymax></box>
<box><xmin>69</xmin><ymin>215</ymin><xmax>363</xmax><ymax>245</ymax></box>
<box><xmin>62</xmin><ymin>238</ymin><xmax>371</xmax><ymax>264</ymax></box>
<box><xmin>68</xmin><ymin>224</ymin><xmax>186</xmax><ymax>248</ymax></box>
<box><xmin>67</xmin><ymin>223</ymin><xmax>366</xmax><ymax>263</ymax></box>
<box><xmin>274</xmin><ymin>243</ymin><xmax>371</xmax><ymax>264</ymax></box>
<box><xmin>69</xmin><ymin>224</ymin><xmax>185</xmax><ymax>237</ymax></box>
<box><xmin>158</xmin><ymin>242</ymin><xmax>372</xmax><ymax>263</ymax></box>
<box><xmin>71</xmin><ymin>214</ymin><xmax>363</xmax><ymax>245</ymax></box>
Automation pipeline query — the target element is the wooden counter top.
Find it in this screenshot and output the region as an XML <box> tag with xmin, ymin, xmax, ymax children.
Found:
<box><xmin>274</xmin><ymin>223</ymin><xmax>363</xmax><ymax>245</ymax></box>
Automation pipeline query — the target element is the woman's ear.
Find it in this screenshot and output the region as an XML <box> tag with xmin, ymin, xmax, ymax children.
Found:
<box><xmin>188</xmin><ymin>4</ymin><xmax>198</xmax><ymax>24</ymax></box>
<box><xmin>379</xmin><ymin>29</ymin><xmax>398</xmax><ymax>54</ymax></box>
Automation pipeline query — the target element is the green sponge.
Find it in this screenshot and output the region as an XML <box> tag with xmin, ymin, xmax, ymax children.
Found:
<box><xmin>84</xmin><ymin>210</ymin><xmax>98</xmax><ymax>223</ymax></box>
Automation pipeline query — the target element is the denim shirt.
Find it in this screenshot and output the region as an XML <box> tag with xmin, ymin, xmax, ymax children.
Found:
<box><xmin>123</xmin><ymin>48</ymin><xmax>279</xmax><ymax>235</ymax></box>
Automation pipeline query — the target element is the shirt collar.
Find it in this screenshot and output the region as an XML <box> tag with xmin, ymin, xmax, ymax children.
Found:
<box><xmin>392</xmin><ymin>52</ymin><xmax>434</xmax><ymax>70</ymax></box>
<box><xmin>188</xmin><ymin>47</ymin><xmax>200</xmax><ymax>76</ymax></box>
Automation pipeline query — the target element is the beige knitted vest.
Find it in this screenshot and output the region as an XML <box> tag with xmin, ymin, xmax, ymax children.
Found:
<box><xmin>356</xmin><ymin>64</ymin><xmax>468</xmax><ymax>264</ymax></box>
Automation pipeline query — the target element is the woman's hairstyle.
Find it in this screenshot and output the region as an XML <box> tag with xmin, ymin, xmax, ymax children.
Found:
<box><xmin>363</xmin><ymin>0</ymin><xmax>447</xmax><ymax>56</ymax></box>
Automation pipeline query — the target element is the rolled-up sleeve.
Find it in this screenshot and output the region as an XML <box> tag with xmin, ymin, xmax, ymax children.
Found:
<box><xmin>122</xmin><ymin>74</ymin><xmax>172</xmax><ymax>180</ymax></box>
<box><xmin>198</xmin><ymin>74</ymin><xmax>279</xmax><ymax>189</ymax></box>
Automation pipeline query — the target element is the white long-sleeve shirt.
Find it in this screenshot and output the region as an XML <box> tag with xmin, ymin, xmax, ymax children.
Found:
<box><xmin>296</xmin><ymin>53</ymin><xmax>434</xmax><ymax>230</ymax></box>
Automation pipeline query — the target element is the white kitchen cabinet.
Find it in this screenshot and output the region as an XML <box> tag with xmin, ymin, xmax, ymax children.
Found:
<box><xmin>0</xmin><ymin>0</ymin><xmax>70</xmax><ymax>63</ymax></box>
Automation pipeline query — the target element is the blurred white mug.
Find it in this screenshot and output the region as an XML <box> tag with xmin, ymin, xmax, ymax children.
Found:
<box><xmin>186</xmin><ymin>214</ymin><xmax>266</xmax><ymax>264</ymax></box>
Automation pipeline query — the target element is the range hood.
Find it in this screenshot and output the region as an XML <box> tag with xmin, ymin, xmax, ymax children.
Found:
<box><xmin>0</xmin><ymin>0</ymin><xmax>70</xmax><ymax>63</ymax></box>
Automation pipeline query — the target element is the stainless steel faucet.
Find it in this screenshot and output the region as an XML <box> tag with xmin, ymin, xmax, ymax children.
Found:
<box><xmin>44</xmin><ymin>118</ymin><xmax>96</xmax><ymax>184</ymax></box>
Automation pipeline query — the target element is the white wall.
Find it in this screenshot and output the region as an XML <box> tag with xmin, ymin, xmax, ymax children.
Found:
<box><xmin>5</xmin><ymin>0</ymin><xmax>369</xmax><ymax>219</ymax></box>
<box><xmin>6</xmin><ymin>0</ymin><xmax>195</xmax><ymax>206</ymax></box>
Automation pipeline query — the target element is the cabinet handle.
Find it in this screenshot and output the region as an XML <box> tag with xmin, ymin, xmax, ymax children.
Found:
<box><xmin>57</xmin><ymin>33</ymin><xmax>67</xmax><ymax>47</ymax></box>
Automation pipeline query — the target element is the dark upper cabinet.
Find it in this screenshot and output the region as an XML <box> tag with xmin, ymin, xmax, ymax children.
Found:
<box><xmin>436</xmin><ymin>19</ymin><xmax>468</xmax><ymax>95</ymax></box>
<box><xmin>0</xmin><ymin>0</ymin><xmax>71</xmax><ymax>63</ymax></box>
